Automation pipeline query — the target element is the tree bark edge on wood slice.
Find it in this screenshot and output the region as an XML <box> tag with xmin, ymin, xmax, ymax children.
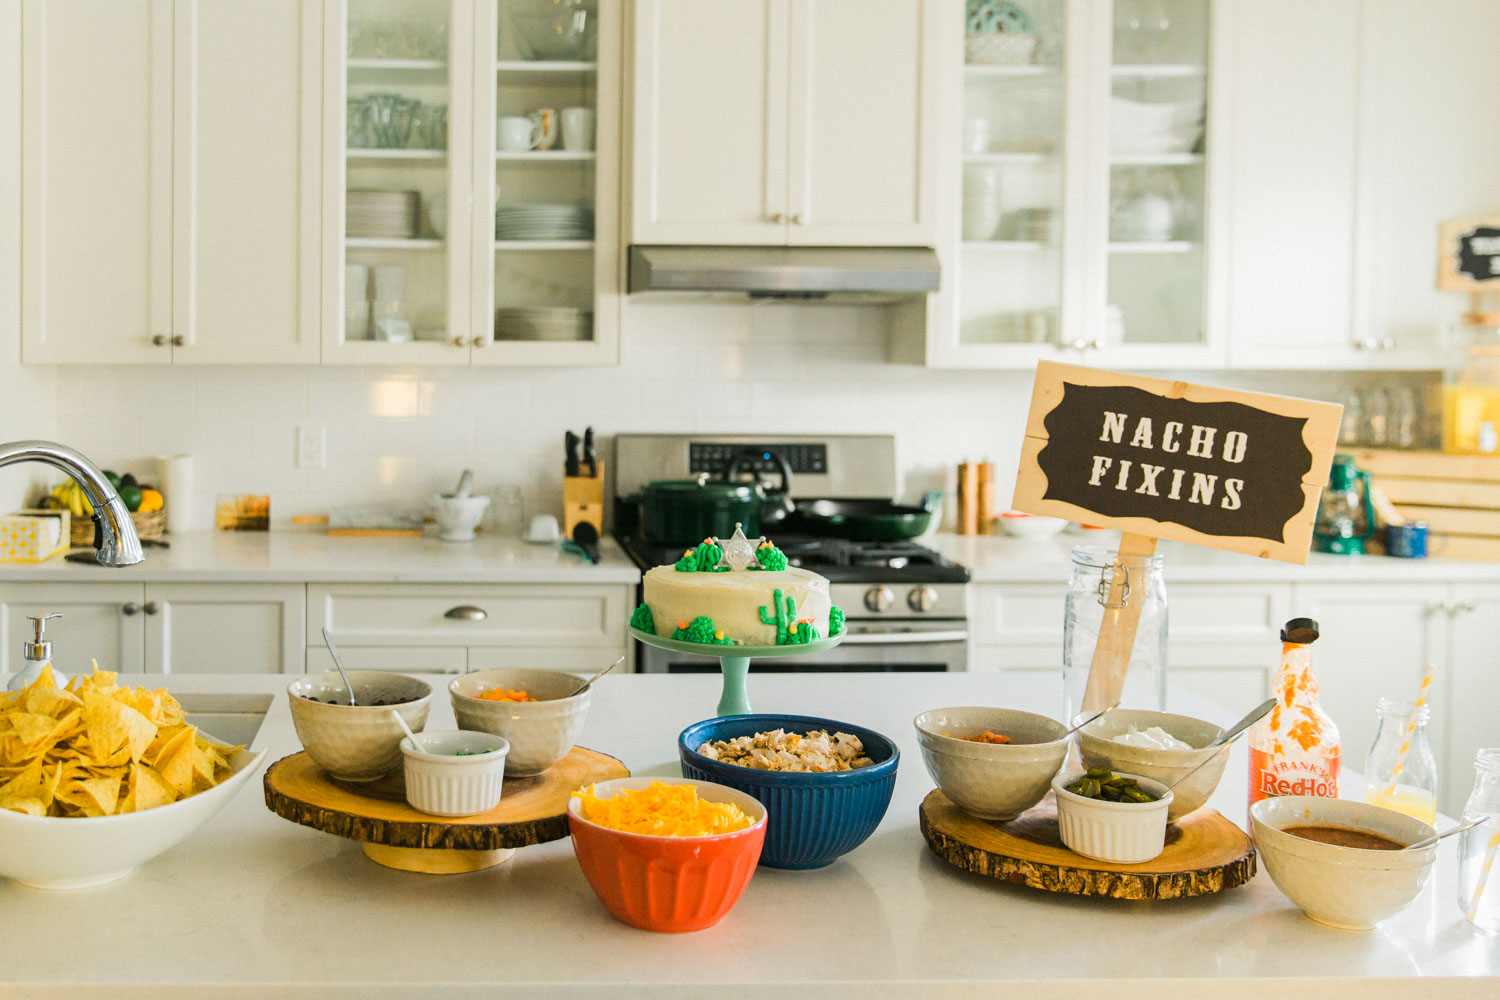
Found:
<box><xmin>919</xmin><ymin>789</ymin><xmax>1256</xmax><ymax>900</ymax></box>
<box><xmin>263</xmin><ymin>746</ymin><xmax>628</xmax><ymax>851</ymax></box>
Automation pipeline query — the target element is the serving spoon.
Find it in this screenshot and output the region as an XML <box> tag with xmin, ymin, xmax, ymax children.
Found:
<box><xmin>563</xmin><ymin>654</ymin><xmax>625</xmax><ymax>698</ymax></box>
<box><xmin>320</xmin><ymin>627</ymin><xmax>357</xmax><ymax>706</ymax></box>
<box><xmin>1403</xmin><ymin>816</ymin><xmax>1485</xmax><ymax>851</ymax></box>
<box><xmin>1162</xmin><ymin>698</ymin><xmax>1278</xmax><ymax>792</ymax></box>
<box><xmin>389</xmin><ymin>709</ymin><xmax>425</xmax><ymax>752</ymax></box>
<box><xmin>1063</xmin><ymin>701</ymin><xmax>1119</xmax><ymax>738</ymax></box>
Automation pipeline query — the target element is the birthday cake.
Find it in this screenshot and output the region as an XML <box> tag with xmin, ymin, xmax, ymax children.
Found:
<box><xmin>630</xmin><ymin>526</ymin><xmax>844</xmax><ymax>647</ymax></box>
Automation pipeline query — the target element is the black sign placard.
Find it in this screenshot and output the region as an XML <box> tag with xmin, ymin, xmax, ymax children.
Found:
<box><xmin>1038</xmin><ymin>382</ymin><xmax>1310</xmax><ymax>543</ymax></box>
<box><xmin>1457</xmin><ymin>226</ymin><xmax>1500</xmax><ymax>284</ymax></box>
<box><xmin>1013</xmin><ymin>363</ymin><xmax>1343</xmax><ymax>563</ymax></box>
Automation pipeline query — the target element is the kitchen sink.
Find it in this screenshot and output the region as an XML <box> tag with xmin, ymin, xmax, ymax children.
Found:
<box><xmin>177</xmin><ymin>693</ymin><xmax>274</xmax><ymax>747</ymax></box>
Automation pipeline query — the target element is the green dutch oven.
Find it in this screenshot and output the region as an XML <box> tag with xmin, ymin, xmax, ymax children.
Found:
<box><xmin>626</xmin><ymin>474</ymin><xmax>764</xmax><ymax>547</ymax></box>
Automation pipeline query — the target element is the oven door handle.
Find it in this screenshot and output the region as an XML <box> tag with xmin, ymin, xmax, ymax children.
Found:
<box><xmin>838</xmin><ymin>629</ymin><xmax>969</xmax><ymax>646</ymax></box>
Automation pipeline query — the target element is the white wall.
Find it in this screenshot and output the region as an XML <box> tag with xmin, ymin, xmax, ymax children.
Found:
<box><xmin>46</xmin><ymin>299</ymin><xmax>1417</xmax><ymax>533</ymax></box>
<box><xmin>0</xmin><ymin>4</ymin><xmax>59</xmax><ymax>510</ymax></box>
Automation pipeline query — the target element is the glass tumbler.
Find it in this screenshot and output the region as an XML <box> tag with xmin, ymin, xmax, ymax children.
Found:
<box><xmin>1459</xmin><ymin>748</ymin><xmax>1500</xmax><ymax>934</ymax></box>
<box><xmin>1063</xmin><ymin>545</ymin><xmax>1168</xmax><ymax>725</ymax></box>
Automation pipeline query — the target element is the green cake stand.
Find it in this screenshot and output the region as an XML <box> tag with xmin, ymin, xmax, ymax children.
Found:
<box><xmin>629</xmin><ymin>626</ymin><xmax>844</xmax><ymax>717</ymax></box>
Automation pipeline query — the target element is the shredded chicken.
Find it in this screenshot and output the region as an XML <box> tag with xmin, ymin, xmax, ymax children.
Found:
<box><xmin>697</xmin><ymin>728</ymin><xmax>873</xmax><ymax>772</ymax></box>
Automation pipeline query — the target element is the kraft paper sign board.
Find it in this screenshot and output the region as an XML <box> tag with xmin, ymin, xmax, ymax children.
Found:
<box><xmin>1012</xmin><ymin>362</ymin><xmax>1343</xmax><ymax>565</ymax></box>
<box><xmin>1437</xmin><ymin>215</ymin><xmax>1500</xmax><ymax>290</ymax></box>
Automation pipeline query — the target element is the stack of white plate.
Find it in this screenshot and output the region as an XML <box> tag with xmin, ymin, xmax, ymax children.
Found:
<box><xmin>494</xmin><ymin>307</ymin><xmax>592</xmax><ymax>341</ymax></box>
<box><xmin>348</xmin><ymin>189</ymin><xmax>420</xmax><ymax>239</ymax></box>
<box><xmin>494</xmin><ymin>204</ymin><xmax>594</xmax><ymax>241</ymax></box>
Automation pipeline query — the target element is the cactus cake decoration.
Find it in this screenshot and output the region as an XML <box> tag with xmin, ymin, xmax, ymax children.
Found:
<box><xmin>758</xmin><ymin>588</ymin><xmax>822</xmax><ymax>646</ymax></box>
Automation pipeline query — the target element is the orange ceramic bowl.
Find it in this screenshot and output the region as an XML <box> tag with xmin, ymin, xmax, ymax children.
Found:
<box><xmin>568</xmin><ymin>777</ymin><xmax>767</xmax><ymax>933</ymax></box>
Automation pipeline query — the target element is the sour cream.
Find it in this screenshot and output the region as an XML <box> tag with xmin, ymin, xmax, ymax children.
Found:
<box><xmin>1112</xmin><ymin>725</ymin><xmax>1192</xmax><ymax>750</ymax></box>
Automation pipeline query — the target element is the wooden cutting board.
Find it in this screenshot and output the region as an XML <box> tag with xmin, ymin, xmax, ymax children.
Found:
<box><xmin>264</xmin><ymin>746</ymin><xmax>628</xmax><ymax>873</ymax></box>
<box><xmin>919</xmin><ymin>789</ymin><xmax>1256</xmax><ymax>900</ymax></box>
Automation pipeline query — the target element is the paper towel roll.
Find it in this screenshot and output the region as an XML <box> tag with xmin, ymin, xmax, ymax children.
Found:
<box><xmin>158</xmin><ymin>454</ymin><xmax>194</xmax><ymax>534</ymax></box>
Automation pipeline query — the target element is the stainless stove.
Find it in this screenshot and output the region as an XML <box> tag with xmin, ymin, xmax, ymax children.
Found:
<box><xmin>615</xmin><ymin>434</ymin><xmax>970</xmax><ymax>674</ymax></box>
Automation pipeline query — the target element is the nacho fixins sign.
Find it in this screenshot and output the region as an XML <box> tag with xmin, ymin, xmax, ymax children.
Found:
<box><xmin>1013</xmin><ymin>364</ymin><xmax>1341</xmax><ymax>563</ymax></box>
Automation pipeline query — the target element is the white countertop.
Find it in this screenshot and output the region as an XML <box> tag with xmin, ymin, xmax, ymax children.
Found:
<box><xmin>0</xmin><ymin>531</ymin><xmax>641</xmax><ymax>584</ymax></box>
<box><xmin>3</xmin><ymin>671</ymin><xmax>1492</xmax><ymax>998</ymax></box>
<box><xmin>929</xmin><ymin>531</ymin><xmax>1499</xmax><ymax>583</ymax></box>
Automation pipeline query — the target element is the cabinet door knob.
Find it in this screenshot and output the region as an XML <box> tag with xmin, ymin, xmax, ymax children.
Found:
<box><xmin>1068</xmin><ymin>339</ymin><xmax>1090</xmax><ymax>350</ymax></box>
<box><xmin>769</xmin><ymin>213</ymin><xmax>786</xmax><ymax>223</ymax></box>
<box><xmin>151</xmin><ymin>335</ymin><xmax>167</xmax><ymax>347</ymax></box>
<box><xmin>171</xmin><ymin>335</ymin><xmax>185</xmax><ymax>347</ymax></box>
<box><xmin>1457</xmin><ymin>600</ymin><xmax>1477</xmax><ymax>614</ymax></box>
<box><xmin>1381</xmin><ymin>337</ymin><xmax>1395</xmax><ymax>351</ymax></box>
<box><xmin>472</xmin><ymin>336</ymin><xmax>488</xmax><ymax>348</ymax></box>
<box><xmin>790</xmin><ymin>214</ymin><xmax>804</xmax><ymax>225</ymax></box>
<box><xmin>452</xmin><ymin>336</ymin><xmax>468</xmax><ymax>348</ymax></box>
<box><xmin>444</xmin><ymin>605</ymin><xmax>487</xmax><ymax>621</ymax></box>
<box><xmin>142</xmin><ymin>601</ymin><xmax>159</xmax><ymax>616</ymax></box>
<box><xmin>122</xmin><ymin>602</ymin><xmax>139</xmax><ymax>616</ymax></box>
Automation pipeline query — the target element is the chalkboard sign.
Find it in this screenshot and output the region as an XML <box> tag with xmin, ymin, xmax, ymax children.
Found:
<box><xmin>1438</xmin><ymin>215</ymin><xmax>1500</xmax><ymax>290</ymax></box>
<box><xmin>1013</xmin><ymin>363</ymin><xmax>1342</xmax><ymax>564</ymax></box>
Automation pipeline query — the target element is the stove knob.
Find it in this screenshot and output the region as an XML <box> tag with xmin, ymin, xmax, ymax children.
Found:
<box><xmin>864</xmin><ymin>586</ymin><xmax>895</xmax><ymax>613</ymax></box>
<box><xmin>908</xmin><ymin>586</ymin><xmax>939</xmax><ymax>613</ymax></box>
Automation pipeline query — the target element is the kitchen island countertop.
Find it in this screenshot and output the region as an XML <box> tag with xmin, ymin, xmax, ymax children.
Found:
<box><xmin>0</xmin><ymin>530</ymin><xmax>641</xmax><ymax>584</ymax></box>
<box><xmin>2</xmin><ymin>670</ymin><xmax>1493</xmax><ymax>999</ymax></box>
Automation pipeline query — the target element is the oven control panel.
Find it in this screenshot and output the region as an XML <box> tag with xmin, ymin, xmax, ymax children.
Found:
<box><xmin>689</xmin><ymin>442</ymin><xmax>827</xmax><ymax>478</ymax></box>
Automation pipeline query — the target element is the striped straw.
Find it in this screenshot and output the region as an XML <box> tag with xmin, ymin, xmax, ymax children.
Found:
<box><xmin>1382</xmin><ymin>662</ymin><xmax>1435</xmax><ymax>797</ymax></box>
<box><xmin>1466</xmin><ymin>824</ymin><xmax>1500</xmax><ymax>922</ymax></box>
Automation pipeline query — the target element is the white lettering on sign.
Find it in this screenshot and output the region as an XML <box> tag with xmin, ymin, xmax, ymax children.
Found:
<box><xmin>1223</xmin><ymin>431</ymin><xmax>1249</xmax><ymax>464</ymax></box>
<box><xmin>1136</xmin><ymin>463</ymin><xmax>1164</xmax><ymax>496</ymax></box>
<box><xmin>1089</xmin><ymin>455</ymin><xmax>1113</xmax><ymax>486</ymax></box>
<box><xmin>1101</xmin><ymin>412</ymin><xmax>1127</xmax><ymax>443</ymax></box>
<box><xmin>1162</xmin><ymin>422</ymin><xmax>1182</xmax><ymax>453</ymax></box>
<box><xmin>1189</xmin><ymin>473</ymin><xmax>1217</xmax><ymax>506</ymax></box>
<box><xmin>1115</xmin><ymin>459</ymin><xmax>1133</xmax><ymax>491</ymax></box>
<box><xmin>1187</xmin><ymin>425</ymin><xmax>1218</xmax><ymax>459</ymax></box>
<box><xmin>1472</xmin><ymin>237</ymin><xmax>1500</xmax><ymax>255</ymax></box>
<box><xmin>1168</xmin><ymin>468</ymin><xmax>1186</xmax><ymax>500</ymax></box>
<box><xmin>1222</xmin><ymin>478</ymin><xmax>1244</xmax><ymax>510</ymax></box>
<box><xmin>1084</xmin><ymin>416</ymin><xmax>1257</xmax><ymax>511</ymax></box>
<box><xmin>1130</xmin><ymin>418</ymin><xmax>1155</xmax><ymax>449</ymax></box>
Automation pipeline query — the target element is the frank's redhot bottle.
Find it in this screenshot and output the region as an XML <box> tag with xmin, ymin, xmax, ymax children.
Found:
<box><xmin>1248</xmin><ymin>618</ymin><xmax>1339</xmax><ymax>824</ymax></box>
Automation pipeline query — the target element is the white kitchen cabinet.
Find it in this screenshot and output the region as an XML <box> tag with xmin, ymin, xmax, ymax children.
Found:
<box><xmin>630</xmin><ymin>0</ymin><xmax>941</xmax><ymax>247</ymax></box>
<box><xmin>20</xmin><ymin>0</ymin><xmax>320</xmax><ymax>366</ymax></box>
<box><xmin>1434</xmin><ymin>587</ymin><xmax>1500</xmax><ymax>817</ymax></box>
<box><xmin>0</xmin><ymin>582</ymin><xmax>302</xmax><ymax>675</ymax></box>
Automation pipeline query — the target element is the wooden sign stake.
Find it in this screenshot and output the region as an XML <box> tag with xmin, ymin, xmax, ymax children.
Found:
<box><xmin>1082</xmin><ymin>531</ymin><xmax>1158</xmax><ymax>714</ymax></box>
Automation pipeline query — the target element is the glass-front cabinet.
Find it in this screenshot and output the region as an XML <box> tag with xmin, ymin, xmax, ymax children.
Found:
<box><xmin>937</xmin><ymin>0</ymin><xmax>1221</xmax><ymax>368</ymax></box>
<box><xmin>322</xmin><ymin>0</ymin><xmax>619</xmax><ymax>366</ymax></box>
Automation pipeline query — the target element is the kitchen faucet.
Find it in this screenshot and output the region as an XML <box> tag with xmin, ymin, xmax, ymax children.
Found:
<box><xmin>0</xmin><ymin>440</ymin><xmax>143</xmax><ymax>566</ymax></box>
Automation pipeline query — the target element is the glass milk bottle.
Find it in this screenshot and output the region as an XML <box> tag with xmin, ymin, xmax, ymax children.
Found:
<box><xmin>1248</xmin><ymin>619</ymin><xmax>1340</xmax><ymax>820</ymax></box>
<box><xmin>1062</xmin><ymin>546</ymin><xmax>1167</xmax><ymax>725</ymax></box>
<box><xmin>1458</xmin><ymin>748</ymin><xmax>1500</xmax><ymax>934</ymax></box>
<box><xmin>1363</xmin><ymin>698</ymin><xmax>1438</xmax><ymax>825</ymax></box>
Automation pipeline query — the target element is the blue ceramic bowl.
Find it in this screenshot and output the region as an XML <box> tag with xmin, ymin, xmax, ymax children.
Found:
<box><xmin>678</xmin><ymin>714</ymin><xmax>900</xmax><ymax>869</ymax></box>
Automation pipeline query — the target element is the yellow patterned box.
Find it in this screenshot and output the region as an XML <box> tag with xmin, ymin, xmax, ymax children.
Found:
<box><xmin>0</xmin><ymin>509</ymin><xmax>71</xmax><ymax>562</ymax></box>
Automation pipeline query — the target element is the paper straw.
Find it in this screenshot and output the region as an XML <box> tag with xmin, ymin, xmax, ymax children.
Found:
<box><xmin>1382</xmin><ymin>662</ymin><xmax>1435</xmax><ymax>796</ymax></box>
<box><xmin>1466</xmin><ymin>824</ymin><xmax>1500</xmax><ymax>922</ymax></box>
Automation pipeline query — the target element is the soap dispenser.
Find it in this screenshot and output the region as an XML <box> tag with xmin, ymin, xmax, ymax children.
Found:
<box><xmin>10</xmin><ymin>613</ymin><xmax>69</xmax><ymax>692</ymax></box>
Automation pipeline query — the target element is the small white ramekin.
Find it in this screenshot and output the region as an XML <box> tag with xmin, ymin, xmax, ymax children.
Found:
<box><xmin>401</xmin><ymin>730</ymin><xmax>510</xmax><ymax>817</ymax></box>
<box><xmin>1052</xmin><ymin>770</ymin><xmax>1172</xmax><ymax>864</ymax></box>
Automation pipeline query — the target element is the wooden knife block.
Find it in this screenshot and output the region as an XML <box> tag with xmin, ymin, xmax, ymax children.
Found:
<box><xmin>563</xmin><ymin>461</ymin><xmax>604</xmax><ymax>538</ymax></box>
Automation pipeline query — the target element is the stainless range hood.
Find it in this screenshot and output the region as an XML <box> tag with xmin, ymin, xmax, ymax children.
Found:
<box><xmin>628</xmin><ymin>245</ymin><xmax>940</xmax><ymax>299</ymax></box>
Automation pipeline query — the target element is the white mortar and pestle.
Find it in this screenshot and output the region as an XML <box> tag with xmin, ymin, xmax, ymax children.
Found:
<box><xmin>431</xmin><ymin>470</ymin><xmax>489</xmax><ymax>542</ymax></box>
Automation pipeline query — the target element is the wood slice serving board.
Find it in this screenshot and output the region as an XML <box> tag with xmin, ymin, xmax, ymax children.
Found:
<box><xmin>919</xmin><ymin>789</ymin><xmax>1256</xmax><ymax>900</ymax></box>
<box><xmin>264</xmin><ymin>746</ymin><xmax>628</xmax><ymax>874</ymax></box>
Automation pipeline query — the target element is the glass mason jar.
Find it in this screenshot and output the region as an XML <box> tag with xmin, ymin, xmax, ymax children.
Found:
<box><xmin>1063</xmin><ymin>545</ymin><xmax>1167</xmax><ymax>725</ymax></box>
<box><xmin>1363</xmin><ymin>697</ymin><xmax>1438</xmax><ymax>825</ymax></box>
<box><xmin>1459</xmin><ymin>748</ymin><xmax>1500</xmax><ymax>934</ymax></box>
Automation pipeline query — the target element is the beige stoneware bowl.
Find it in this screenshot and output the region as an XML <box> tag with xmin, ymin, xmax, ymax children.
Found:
<box><xmin>287</xmin><ymin>671</ymin><xmax>434</xmax><ymax>782</ymax></box>
<box><xmin>1077</xmin><ymin>708</ymin><xmax>1228</xmax><ymax>821</ymax></box>
<box><xmin>1250</xmin><ymin>796</ymin><xmax>1436</xmax><ymax>930</ymax></box>
<box><xmin>449</xmin><ymin>668</ymin><xmax>591</xmax><ymax>777</ymax></box>
<box><xmin>913</xmin><ymin>707</ymin><xmax>1070</xmax><ymax>821</ymax></box>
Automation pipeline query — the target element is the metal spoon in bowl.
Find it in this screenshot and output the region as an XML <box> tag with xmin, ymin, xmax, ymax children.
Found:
<box><xmin>1403</xmin><ymin>816</ymin><xmax>1486</xmax><ymax>851</ymax></box>
<box><xmin>320</xmin><ymin>627</ymin><xmax>356</xmax><ymax>706</ymax></box>
<box><xmin>1063</xmin><ymin>701</ymin><xmax>1120</xmax><ymax>739</ymax></box>
<box><xmin>1162</xmin><ymin>698</ymin><xmax>1279</xmax><ymax>792</ymax></box>
<box><xmin>562</xmin><ymin>654</ymin><xmax>625</xmax><ymax>698</ymax></box>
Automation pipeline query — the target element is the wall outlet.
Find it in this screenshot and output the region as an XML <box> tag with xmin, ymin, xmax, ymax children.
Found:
<box><xmin>296</xmin><ymin>425</ymin><xmax>326</xmax><ymax>470</ymax></box>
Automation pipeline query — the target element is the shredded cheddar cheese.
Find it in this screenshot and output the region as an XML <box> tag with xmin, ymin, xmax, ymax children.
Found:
<box><xmin>575</xmin><ymin>781</ymin><xmax>754</xmax><ymax>837</ymax></box>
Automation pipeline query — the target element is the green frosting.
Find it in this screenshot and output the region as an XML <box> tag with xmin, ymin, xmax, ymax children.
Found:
<box><xmin>757</xmin><ymin>588</ymin><xmax>820</xmax><ymax>645</ymax></box>
<box><xmin>669</xmin><ymin>615</ymin><xmax>733</xmax><ymax>645</ymax></box>
<box><xmin>629</xmin><ymin>603</ymin><xmax>655</xmax><ymax>633</ymax></box>
<box><xmin>783</xmin><ymin>621</ymin><xmax>821</xmax><ymax>645</ymax></box>
<box><xmin>829</xmin><ymin>605</ymin><xmax>845</xmax><ymax>637</ymax></box>
<box><xmin>754</xmin><ymin>542</ymin><xmax>788</xmax><ymax>572</ymax></box>
<box><xmin>674</xmin><ymin>540</ymin><xmax>726</xmax><ymax>572</ymax></box>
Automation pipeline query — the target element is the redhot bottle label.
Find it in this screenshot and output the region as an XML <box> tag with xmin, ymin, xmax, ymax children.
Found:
<box><xmin>1248</xmin><ymin>746</ymin><xmax>1340</xmax><ymax>803</ymax></box>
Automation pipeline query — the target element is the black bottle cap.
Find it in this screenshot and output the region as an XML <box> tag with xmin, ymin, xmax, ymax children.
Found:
<box><xmin>1281</xmin><ymin>618</ymin><xmax>1320</xmax><ymax>643</ymax></box>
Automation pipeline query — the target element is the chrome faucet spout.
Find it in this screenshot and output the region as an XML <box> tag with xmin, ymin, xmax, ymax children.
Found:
<box><xmin>0</xmin><ymin>440</ymin><xmax>144</xmax><ymax>567</ymax></box>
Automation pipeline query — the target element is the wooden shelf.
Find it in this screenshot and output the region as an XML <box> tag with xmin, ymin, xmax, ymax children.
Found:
<box><xmin>964</xmin><ymin>64</ymin><xmax>1056</xmax><ymax>78</ymax></box>
<box><xmin>963</xmin><ymin>152</ymin><xmax>1052</xmax><ymax>165</ymax></box>
<box><xmin>1111</xmin><ymin>153</ymin><xmax>1203</xmax><ymax>166</ymax></box>
<box><xmin>495</xmin><ymin>60</ymin><xmax>596</xmax><ymax>74</ymax></box>
<box><xmin>347</xmin><ymin>58</ymin><xmax>447</xmax><ymax>84</ymax></box>
<box><xmin>495</xmin><ymin>150</ymin><xmax>596</xmax><ymax>162</ymax></box>
<box><xmin>346</xmin><ymin>148</ymin><xmax>445</xmax><ymax>161</ymax></box>
<box><xmin>1112</xmin><ymin>64</ymin><xmax>1206</xmax><ymax>78</ymax></box>
<box><xmin>962</xmin><ymin>240</ymin><xmax>1048</xmax><ymax>252</ymax></box>
<box><xmin>345</xmin><ymin>237</ymin><xmax>444</xmax><ymax>250</ymax></box>
<box><xmin>494</xmin><ymin>240</ymin><xmax>595</xmax><ymax>251</ymax></box>
<box><xmin>1108</xmin><ymin>241</ymin><xmax>1197</xmax><ymax>254</ymax></box>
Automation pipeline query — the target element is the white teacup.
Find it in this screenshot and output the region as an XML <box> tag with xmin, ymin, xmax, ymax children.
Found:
<box><xmin>497</xmin><ymin>115</ymin><xmax>540</xmax><ymax>151</ymax></box>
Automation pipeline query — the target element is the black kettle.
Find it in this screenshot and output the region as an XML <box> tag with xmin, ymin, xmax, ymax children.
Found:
<box><xmin>727</xmin><ymin>449</ymin><xmax>794</xmax><ymax>528</ymax></box>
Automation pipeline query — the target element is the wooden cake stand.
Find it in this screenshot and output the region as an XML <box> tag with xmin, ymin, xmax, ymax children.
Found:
<box><xmin>629</xmin><ymin>626</ymin><xmax>844</xmax><ymax>716</ymax></box>
<box><xmin>264</xmin><ymin>746</ymin><xmax>628</xmax><ymax>874</ymax></box>
<box><xmin>919</xmin><ymin>789</ymin><xmax>1256</xmax><ymax>900</ymax></box>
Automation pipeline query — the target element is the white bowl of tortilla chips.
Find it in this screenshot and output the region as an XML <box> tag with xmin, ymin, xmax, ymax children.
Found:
<box><xmin>0</xmin><ymin>667</ymin><xmax>266</xmax><ymax>889</ymax></box>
